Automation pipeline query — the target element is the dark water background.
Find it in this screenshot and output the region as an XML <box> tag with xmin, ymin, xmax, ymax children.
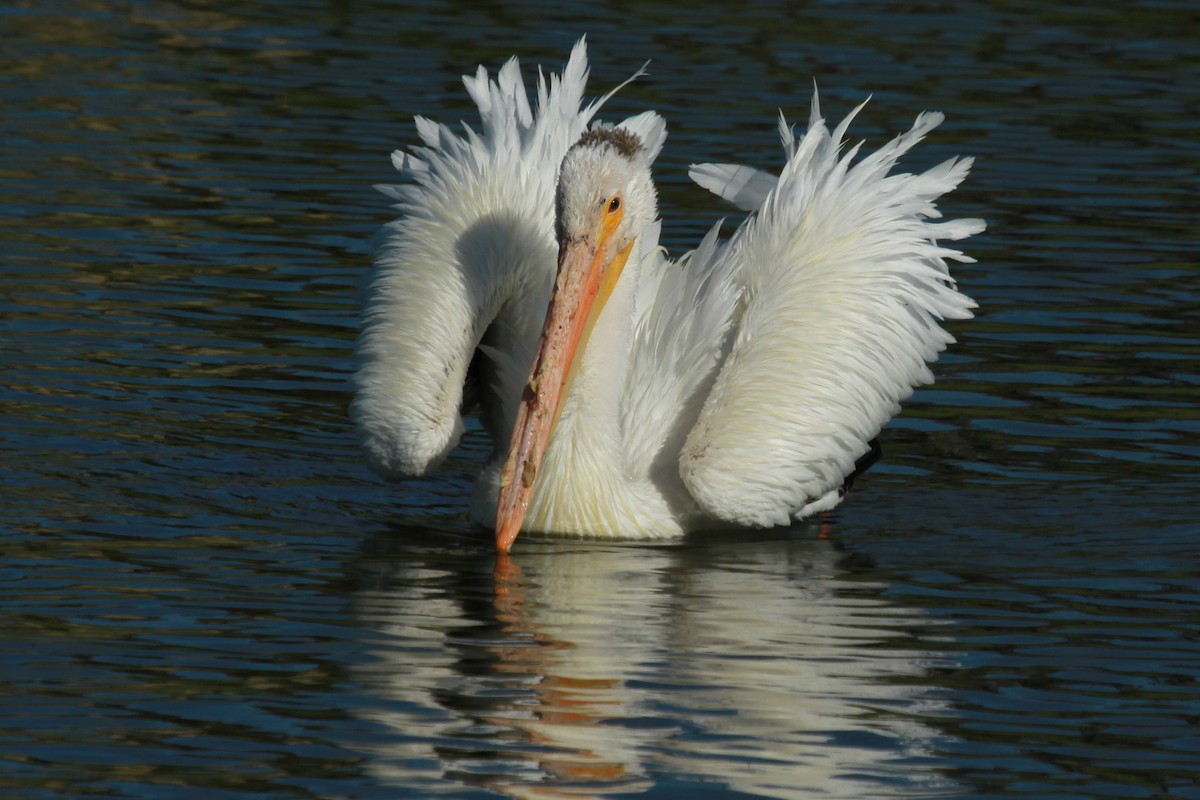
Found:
<box><xmin>3</xmin><ymin>2</ymin><xmax>1199</xmax><ymax>798</ymax></box>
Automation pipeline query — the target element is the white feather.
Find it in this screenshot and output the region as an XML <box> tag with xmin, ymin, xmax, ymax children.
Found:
<box><xmin>687</xmin><ymin>163</ymin><xmax>777</xmax><ymax>212</ymax></box>
<box><xmin>354</xmin><ymin>47</ymin><xmax>983</xmax><ymax>540</ymax></box>
<box><xmin>622</xmin><ymin>222</ymin><xmax>741</xmax><ymax>486</ymax></box>
<box><xmin>352</xmin><ymin>39</ymin><xmax>657</xmax><ymax>479</ymax></box>
<box><xmin>680</xmin><ymin>97</ymin><xmax>982</xmax><ymax>526</ymax></box>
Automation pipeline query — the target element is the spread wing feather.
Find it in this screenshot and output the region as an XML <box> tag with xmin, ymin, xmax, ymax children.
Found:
<box><xmin>688</xmin><ymin>163</ymin><xmax>777</xmax><ymax>212</ymax></box>
<box><xmin>680</xmin><ymin>94</ymin><xmax>984</xmax><ymax>526</ymax></box>
<box><xmin>353</xmin><ymin>39</ymin><xmax>658</xmax><ymax>479</ymax></box>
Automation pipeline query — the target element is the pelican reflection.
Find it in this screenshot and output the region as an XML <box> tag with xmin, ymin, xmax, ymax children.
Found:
<box><xmin>351</xmin><ymin>530</ymin><xmax>955</xmax><ymax>798</ymax></box>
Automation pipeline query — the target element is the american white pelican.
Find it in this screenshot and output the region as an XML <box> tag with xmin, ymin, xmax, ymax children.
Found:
<box><xmin>352</xmin><ymin>39</ymin><xmax>983</xmax><ymax>552</ymax></box>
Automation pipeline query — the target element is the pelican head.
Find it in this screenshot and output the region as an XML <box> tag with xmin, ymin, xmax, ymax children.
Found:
<box><xmin>495</xmin><ymin>127</ymin><xmax>658</xmax><ymax>552</ymax></box>
<box><xmin>554</xmin><ymin>127</ymin><xmax>658</xmax><ymax>258</ymax></box>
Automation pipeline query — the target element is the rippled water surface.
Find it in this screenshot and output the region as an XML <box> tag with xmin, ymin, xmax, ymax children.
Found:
<box><xmin>3</xmin><ymin>2</ymin><xmax>1199</xmax><ymax>798</ymax></box>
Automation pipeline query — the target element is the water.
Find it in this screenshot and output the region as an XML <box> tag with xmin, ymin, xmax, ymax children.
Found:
<box><xmin>2</xmin><ymin>1</ymin><xmax>1198</xmax><ymax>797</ymax></box>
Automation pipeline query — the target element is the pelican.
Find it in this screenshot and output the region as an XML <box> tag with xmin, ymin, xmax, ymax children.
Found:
<box><xmin>352</xmin><ymin>39</ymin><xmax>983</xmax><ymax>552</ymax></box>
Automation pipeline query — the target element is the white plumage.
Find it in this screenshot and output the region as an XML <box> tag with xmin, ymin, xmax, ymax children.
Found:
<box><xmin>352</xmin><ymin>39</ymin><xmax>983</xmax><ymax>550</ymax></box>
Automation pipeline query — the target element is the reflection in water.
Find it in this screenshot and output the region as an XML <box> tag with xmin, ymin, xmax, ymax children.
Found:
<box><xmin>352</xmin><ymin>532</ymin><xmax>954</xmax><ymax>798</ymax></box>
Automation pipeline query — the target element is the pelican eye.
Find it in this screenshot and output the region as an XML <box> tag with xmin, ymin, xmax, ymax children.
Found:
<box><xmin>607</xmin><ymin>196</ymin><xmax>621</xmax><ymax>214</ymax></box>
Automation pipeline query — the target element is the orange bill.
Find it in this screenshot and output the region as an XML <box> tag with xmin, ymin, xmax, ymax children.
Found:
<box><xmin>494</xmin><ymin>208</ymin><xmax>632</xmax><ymax>553</ymax></box>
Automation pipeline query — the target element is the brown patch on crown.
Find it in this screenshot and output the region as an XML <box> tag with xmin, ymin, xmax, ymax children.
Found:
<box><xmin>574</xmin><ymin>126</ymin><xmax>643</xmax><ymax>158</ymax></box>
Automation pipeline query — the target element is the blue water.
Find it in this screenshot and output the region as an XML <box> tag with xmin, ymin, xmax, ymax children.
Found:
<box><xmin>2</xmin><ymin>2</ymin><xmax>1198</xmax><ymax>798</ymax></box>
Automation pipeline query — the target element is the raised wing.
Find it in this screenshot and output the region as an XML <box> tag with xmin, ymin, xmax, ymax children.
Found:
<box><xmin>680</xmin><ymin>94</ymin><xmax>984</xmax><ymax>526</ymax></box>
<box><xmin>352</xmin><ymin>38</ymin><xmax>660</xmax><ymax>479</ymax></box>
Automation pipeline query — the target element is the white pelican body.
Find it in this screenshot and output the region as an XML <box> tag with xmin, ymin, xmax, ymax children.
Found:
<box><xmin>352</xmin><ymin>40</ymin><xmax>983</xmax><ymax>550</ymax></box>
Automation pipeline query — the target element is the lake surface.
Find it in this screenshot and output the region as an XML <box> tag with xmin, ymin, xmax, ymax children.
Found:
<box><xmin>2</xmin><ymin>1</ymin><xmax>1198</xmax><ymax>798</ymax></box>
